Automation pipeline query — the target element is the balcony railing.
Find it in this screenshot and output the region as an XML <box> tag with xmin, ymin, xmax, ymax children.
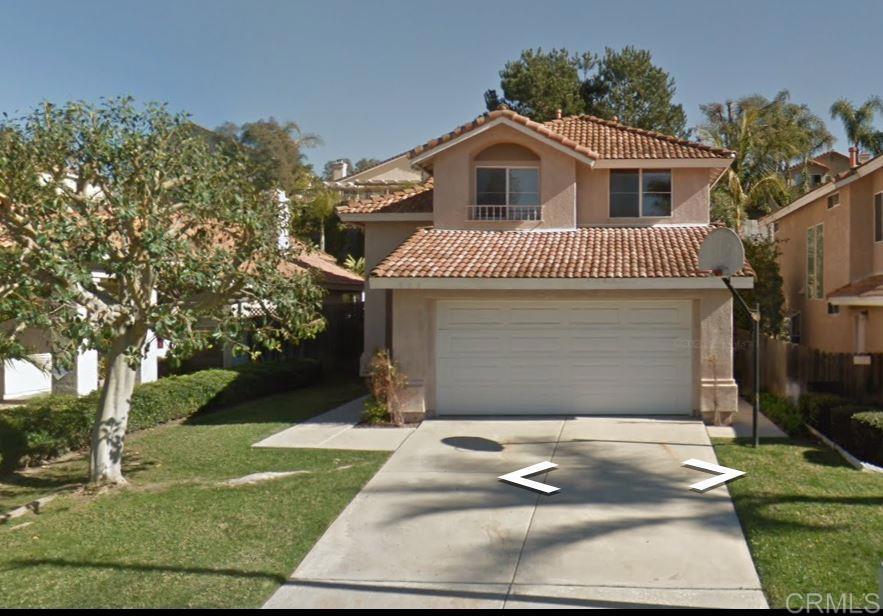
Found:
<box><xmin>466</xmin><ymin>205</ymin><xmax>542</xmax><ymax>221</ymax></box>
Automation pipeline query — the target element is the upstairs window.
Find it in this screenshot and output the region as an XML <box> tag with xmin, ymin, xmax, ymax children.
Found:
<box><xmin>610</xmin><ymin>169</ymin><xmax>672</xmax><ymax>218</ymax></box>
<box><xmin>827</xmin><ymin>192</ymin><xmax>840</xmax><ymax>209</ymax></box>
<box><xmin>806</xmin><ymin>223</ymin><xmax>824</xmax><ymax>299</ymax></box>
<box><xmin>475</xmin><ymin>167</ymin><xmax>539</xmax><ymax>206</ymax></box>
<box><xmin>875</xmin><ymin>193</ymin><xmax>883</xmax><ymax>242</ymax></box>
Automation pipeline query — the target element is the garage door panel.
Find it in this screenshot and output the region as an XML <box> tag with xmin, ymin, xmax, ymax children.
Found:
<box><xmin>436</xmin><ymin>300</ymin><xmax>692</xmax><ymax>415</ymax></box>
<box><xmin>439</xmin><ymin>333</ymin><xmax>505</xmax><ymax>356</ymax></box>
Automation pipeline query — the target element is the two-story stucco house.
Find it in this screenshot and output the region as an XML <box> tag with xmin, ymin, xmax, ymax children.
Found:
<box><xmin>763</xmin><ymin>150</ymin><xmax>883</xmax><ymax>356</ymax></box>
<box><xmin>338</xmin><ymin>109</ymin><xmax>752</xmax><ymax>422</ymax></box>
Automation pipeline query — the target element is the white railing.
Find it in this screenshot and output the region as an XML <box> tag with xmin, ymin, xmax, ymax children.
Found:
<box><xmin>466</xmin><ymin>205</ymin><xmax>542</xmax><ymax>221</ymax></box>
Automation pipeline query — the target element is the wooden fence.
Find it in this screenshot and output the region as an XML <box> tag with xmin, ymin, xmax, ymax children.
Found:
<box><xmin>734</xmin><ymin>329</ymin><xmax>883</xmax><ymax>404</ymax></box>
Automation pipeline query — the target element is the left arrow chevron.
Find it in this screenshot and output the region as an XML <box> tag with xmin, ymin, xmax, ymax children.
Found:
<box><xmin>498</xmin><ymin>461</ymin><xmax>560</xmax><ymax>495</ymax></box>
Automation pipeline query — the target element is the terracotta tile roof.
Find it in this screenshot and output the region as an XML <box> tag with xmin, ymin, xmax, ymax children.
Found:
<box><xmin>408</xmin><ymin>109</ymin><xmax>734</xmax><ymax>162</ymax></box>
<box><xmin>828</xmin><ymin>274</ymin><xmax>883</xmax><ymax>299</ymax></box>
<box><xmin>372</xmin><ymin>225</ymin><xmax>751</xmax><ymax>279</ymax></box>
<box><xmin>337</xmin><ymin>179</ymin><xmax>433</xmax><ymax>215</ymax></box>
<box><xmin>543</xmin><ymin>115</ymin><xmax>734</xmax><ymax>159</ymax></box>
<box><xmin>277</xmin><ymin>240</ymin><xmax>363</xmax><ymax>292</ymax></box>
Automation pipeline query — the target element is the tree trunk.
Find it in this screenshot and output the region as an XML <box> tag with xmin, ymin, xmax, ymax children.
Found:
<box><xmin>89</xmin><ymin>326</ymin><xmax>145</xmax><ymax>485</ymax></box>
<box><xmin>319</xmin><ymin>221</ymin><xmax>326</xmax><ymax>252</ymax></box>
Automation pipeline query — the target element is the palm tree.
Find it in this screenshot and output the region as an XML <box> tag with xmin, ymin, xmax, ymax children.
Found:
<box><xmin>698</xmin><ymin>91</ymin><xmax>828</xmax><ymax>231</ymax></box>
<box><xmin>306</xmin><ymin>186</ymin><xmax>341</xmax><ymax>252</ymax></box>
<box><xmin>829</xmin><ymin>97</ymin><xmax>883</xmax><ymax>155</ymax></box>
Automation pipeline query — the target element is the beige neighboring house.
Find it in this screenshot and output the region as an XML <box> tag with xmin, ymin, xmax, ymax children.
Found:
<box><xmin>763</xmin><ymin>149</ymin><xmax>883</xmax><ymax>355</ymax></box>
<box><xmin>786</xmin><ymin>150</ymin><xmax>852</xmax><ymax>190</ymax></box>
<box><xmin>338</xmin><ymin>108</ymin><xmax>753</xmax><ymax>422</ymax></box>
<box><xmin>325</xmin><ymin>154</ymin><xmax>426</xmax><ymax>202</ymax></box>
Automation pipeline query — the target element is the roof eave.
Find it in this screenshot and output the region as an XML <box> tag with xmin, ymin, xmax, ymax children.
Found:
<box><xmin>368</xmin><ymin>276</ymin><xmax>753</xmax><ymax>291</ymax></box>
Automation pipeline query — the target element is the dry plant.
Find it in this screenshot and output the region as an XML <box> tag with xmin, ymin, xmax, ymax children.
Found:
<box><xmin>365</xmin><ymin>349</ymin><xmax>408</xmax><ymax>426</ymax></box>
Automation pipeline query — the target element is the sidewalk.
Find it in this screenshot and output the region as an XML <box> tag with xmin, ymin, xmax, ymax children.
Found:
<box><xmin>253</xmin><ymin>395</ymin><xmax>417</xmax><ymax>451</ymax></box>
<box><xmin>705</xmin><ymin>398</ymin><xmax>787</xmax><ymax>439</ymax></box>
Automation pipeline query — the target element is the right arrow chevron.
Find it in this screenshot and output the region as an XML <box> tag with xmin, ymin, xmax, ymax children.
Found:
<box><xmin>682</xmin><ymin>458</ymin><xmax>746</xmax><ymax>493</ymax></box>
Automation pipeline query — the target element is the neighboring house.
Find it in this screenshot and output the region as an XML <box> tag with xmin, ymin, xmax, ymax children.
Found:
<box><xmin>786</xmin><ymin>150</ymin><xmax>852</xmax><ymax>190</ymax></box>
<box><xmin>0</xmin><ymin>329</ymin><xmax>160</xmax><ymax>401</ymax></box>
<box><xmin>762</xmin><ymin>149</ymin><xmax>883</xmax><ymax>355</ymax></box>
<box><xmin>325</xmin><ymin>154</ymin><xmax>426</xmax><ymax>202</ymax></box>
<box><xmin>338</xmin><ymin>108</ymin><xmax>752</xmax><ymax>422</ymax></box>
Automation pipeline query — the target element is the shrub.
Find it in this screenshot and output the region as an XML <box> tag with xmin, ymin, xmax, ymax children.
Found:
<box><xmin>850</xmin><ymin>412</ymin><xmax>883</xmax><ymax>466</ymax></box>
<box><xmin>798</xmin><ymin>392</ymin><xmax>849</xmax><ymax>432</ymax></box>
<box><xmin>361</xmin><ymin>349</ymin><xmax>407</xmax><ymax>426</ymax></box>
<box><xmin>0</xmin><ymin>358</ymin><xmax>321</xmax><ymax>470</ymax></box>
<box><xmin>361</xmin><ymin>397</ymin><xmax>390</xmax><ymax>426</ymax></box>
<box><xmin>759</xmin><ymin>392</ymin><xmax>804</xmax><ymax>435</ymax></box>
<box><xmin>823</xmin><ymin>405</ymin><xmax>869</xmax><ymax>446</ymax></box>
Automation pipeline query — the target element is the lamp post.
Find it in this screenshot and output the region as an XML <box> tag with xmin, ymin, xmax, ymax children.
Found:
<box><xmin>723</xmin><ymin>278</ymin><xmax>761</xmax><ymax>448</ymax></box>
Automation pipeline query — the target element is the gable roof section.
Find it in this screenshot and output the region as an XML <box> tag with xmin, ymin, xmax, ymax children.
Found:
<box><xmin>409</xmin><ymin>109</ymin><xmax>734</xmax><ymax>164</ymax></box>
<box><xmin>764</xmin><ymin>152</ymin><xmax>883</xmax><ymax>224</ymax></box>
<box><xmin>372</xmin><ymin>225</ymin><xmax>752</xmax><ymax>280</ymax></box>
<box><xmin>337</xmin><ymin>179</ymin><xmax>433</xmax><ymax>216</ymax></box>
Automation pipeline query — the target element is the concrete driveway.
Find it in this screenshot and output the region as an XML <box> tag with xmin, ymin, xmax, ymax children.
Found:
<box><xmin>264</xmin><ymin>415</ymin><xmax>766</xmax><ymax>608</ymax></box>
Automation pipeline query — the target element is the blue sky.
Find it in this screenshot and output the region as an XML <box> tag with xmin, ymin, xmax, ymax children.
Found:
<box><xmin>3</xmin><ymin>0</ymin><xmax>882</xmax><ymax>169</ymax></box>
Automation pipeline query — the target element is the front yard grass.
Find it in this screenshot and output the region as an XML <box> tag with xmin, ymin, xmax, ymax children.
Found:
<box><xmin>0</xmin><ymin>379</ymin><xmax>387</xmax><ymax>608</ymax></box>
<box><xmin>713</xmin><ymin>437</ymin><xmax>883</xmax><ymax>609</ymax></box>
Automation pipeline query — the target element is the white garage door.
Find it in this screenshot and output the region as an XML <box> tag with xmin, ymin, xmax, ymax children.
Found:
<box><xmin>436</xmin><ymin>300</ymin><xmax>692</xmax><ymax>415</ymax></box>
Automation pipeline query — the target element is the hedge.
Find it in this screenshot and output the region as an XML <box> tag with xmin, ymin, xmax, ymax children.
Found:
<box><xmin>758</xmin><ymin>392</ymin><xmax>804</xmax><ymax>435</ymax></box>
<box><xmin>0</xmin><ymin>358</ymin><xmax>321</xmax><ymax>470</ymax></box>
<box><xmin>850</xmin><ymin>412</ymin><xmax>883</xmax><ymax>466</ymax></box>
<box><xmin>798</xmin><ymin>392</ymin><xmax>850</xmax><ymax>434</ymax></box>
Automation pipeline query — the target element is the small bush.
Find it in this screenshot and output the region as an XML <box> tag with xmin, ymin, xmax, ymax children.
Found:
<box><xmin>0</xmin><ymin>358</ymin><xmax>321</xmax><ymax>470</ymax></box>
<box><xmin>850</xmin><ymin>412</ymin><xmax>883</xmax><ymax>466</ymax></box>
<box><xmin>361</xmin><ymin>397</ymin><xmax>390</xmax><ymax>425</ymax></box>
<box><xmin>824</xmin><ymin>405</ymin><xmax>868</xmax><ymax>446</ymax></box>
<box><xmin>799</xmin><ymin>392</ymin><xmax>849</xmax><ymax>432</ymax></box>
<box><xmin>759</xmin><ymin>392</ymin><xmax>804</xmax><ymax>435</ymax></box>
<box><xmin>362</xmin><ymin>349</ymin><xmax>407</xmax><ymax>426</ymax></box>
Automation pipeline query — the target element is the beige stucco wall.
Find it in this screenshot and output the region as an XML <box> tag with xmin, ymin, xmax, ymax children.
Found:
<box><xmin>775</xmin><ymin>166</ymin><xmax>883</xmax><ymax>353</ymax></box>
<box><xmin>577</xmin><ymin>167</ymin><xmax>711</xmax><ymax>225</ymax></box>
<box><xmin>361</xmin><ymin>221</ymin><xmax>424</xmax><ymax>371</ymax></box>
<box><xmin>390</xmin><ymin>288</ymin><xmax>737</xmax><ymax>419</ymax></box>
<box><xmin>430</xmin><ymin>124</ymin><xmax>577</xmax><ymax>230</ymax></box>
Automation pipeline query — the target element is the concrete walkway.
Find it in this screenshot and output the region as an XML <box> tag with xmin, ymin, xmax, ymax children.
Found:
<box><xmin>253</xmin><ymin>396</ymin><xmax>417</xmax><ymax>452</ymax></box>
<box><xmin>706</xmin><ymin>398</ymin><xmax>787</xmax><ymax>439</ymax></box>
<box><xmin>264</xmin><ymin>415</ymin><xmax>766</xmax><ymax>608</ymax></box>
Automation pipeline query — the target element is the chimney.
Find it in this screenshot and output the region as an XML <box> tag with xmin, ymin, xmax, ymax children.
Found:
<box><xmin>556</xmin><ymin>108</ymin><xmax>562</xmax><ymax>120</ymax></box>
<box><xmin>330</xmin><ymin>160</ymin><xmax>349</xmax><ymax>181</ymax></box>
<box><xmin>276</xmin><ymin>190</ymin><xmax>290</xmax><ymax>250</ymax></box>
<box><xmin>849</xmin><ymin>146</ymin><xmax>858</xmax><ymax>168</ymax></box>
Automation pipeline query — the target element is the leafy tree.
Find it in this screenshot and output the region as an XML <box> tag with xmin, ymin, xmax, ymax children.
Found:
<box><xmin>484</xmin><ymin>46</ymin><xmax>688</xmax><ymax>136</ymax></box>
<box><xmin>354</xmin><ymin>158</ymin><xmax>380</xmax><ymax>173</ymax></box>
<box><xmin>0</xmin><ymin>99</ymin><xmax>325</xmax><ymax>484</ymax></box>
<box><xmin>582</xmin><ymin>46</ymin><xmax>688</xmax><ymax>137</ymax></box>
<box><xmin>484</xmin><ymin>48</ymin><xmax>592</xmax><ymax>121</ymax></box>
<box><xmin>216</xmin><ymin>118</ymin><xmax>319</xmax><ymax>197</ymax></box>
<box><xmin>829</xmin><ymin>97</ymin><xmax>883</xmax><ymax>155</ymax></box>
<box><xmin>740</xmin><ymin>236</ymin><xmax>786</xmax><ymax>337</ymax></box>
<box><xmin>697</xmin><ymin>91</ymin><xmax>832</xmax><ymax>229</ymax></box>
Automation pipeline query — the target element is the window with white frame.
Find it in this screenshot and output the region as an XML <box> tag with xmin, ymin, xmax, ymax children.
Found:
<box><xmin>827</xmin><ymin>192</ymin><xmax>840</xmax><ymax>209</ymax></box>
<box><xmin>475</xmin><ymin>167</ymin><xmax>539</xmax><ymax>206</ymax></box>
<box><xmin>806</xmin><ymin>223</ymin><xmax>824</xmax><ymax>299</ymax></box>
<box><xmin>610</xmin><ymin>169</ymin><xmax>672</xmax><ymax>218</ymax></box>
<box><xmin>875</xmin><ymin>192</ymin><xmax>883</xmax><ymax>242</ymax></box>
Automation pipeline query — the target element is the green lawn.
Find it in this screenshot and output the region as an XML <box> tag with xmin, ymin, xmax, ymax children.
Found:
<box><xmin>0</xmin><ymin>379</ymin><xmax>388</xmax><ymax>608</ymax></box>
<box><xmin>714</xmin><ymin>438</ymin><xmax>883</xmax><ymax>609</ymax></box>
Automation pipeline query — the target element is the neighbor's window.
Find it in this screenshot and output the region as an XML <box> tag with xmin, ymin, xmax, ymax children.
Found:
<box><xmin>475</xmin><ymin>167</ymin><xmax>539</xmax><ymax>206</ymax></box>
<box><xmin>827</xmin><ymin>302</ymin><xmax>840</xmax><ymax>315</ymax></box>
<box><xmin>875</xmin><ymin>193</ymin><xmax>883</xmax><ymax>242</ymax></box>
<box><xmin>806</xmin><ymin>223</ymin><xmax>824</xmax><ymax>299</ymax></box>
<box><xmin>790</xmin><ymin>313</ymin><xmax>801</xmax><ymax>344</ymax></box>
<box><xmin>827</xmin><ymin>192</ymin><xmax>840</xmax><ymax>209</ymax></box>
<box><xmin>610</xmin><ymin>169</ymin><xmax>672</xmax><ymax>218</ymax></box>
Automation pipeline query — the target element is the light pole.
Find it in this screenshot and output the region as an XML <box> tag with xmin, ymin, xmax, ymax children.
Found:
<box><xmin>723</xmin><ymin>278</ymin><xmax>761</xmax><ymax>448</ymax></box>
